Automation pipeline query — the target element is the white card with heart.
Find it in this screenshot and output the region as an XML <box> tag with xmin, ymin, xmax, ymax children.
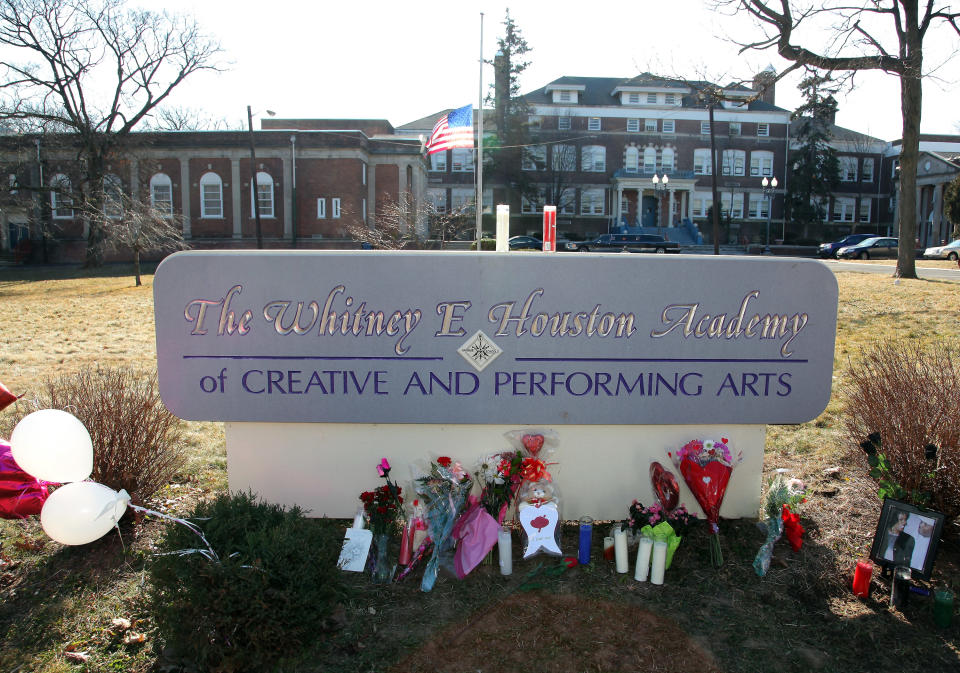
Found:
<box><xmin>519</xmin><ymin>502</ymin><xmax>562</xmax><ymax>558</ymax></box>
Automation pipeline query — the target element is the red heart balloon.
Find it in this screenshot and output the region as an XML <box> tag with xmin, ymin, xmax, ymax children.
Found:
<box><xmin>0</xmin><ymin>381</ymin><xmax>17</xmax><ymax>413</ymax></box>
<box><xmin>522</xmin><ymin>434</ymin><xmax>544</xmax><ymax>457</ymax></box>
<box><xmin>678</xmin><ymin>458</ymin><xmax>732</xmax><ymax>525</ymax></box>
<box><xmin>649</xmin><ymin>462</ymin><xmax>679</xmax><ymax>512</ymax></box>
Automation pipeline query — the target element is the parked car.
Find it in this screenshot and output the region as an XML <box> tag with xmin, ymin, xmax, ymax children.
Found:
<box><xmin>836</xmin><ymin>236</ymin><xmax>899</xmax><ymax>259</ymax></box>
<box><xmin>818</xmin><ymin>233</ymin><xmax>875</xmax><ymax>258</ymax></box>
<box><xmin>508</xmin><ymin>235</ymin><xmax>542</xmax><ymax>250</ymax></box>
<box><xmin>576</xmin><ymin>233</ymin><xmax>680</xmax><ymax>253</ymax></box>
<box><xmin>923</xmin><ymin>239</ymin><xmax>960</xmax><ymax>261</ymax></box>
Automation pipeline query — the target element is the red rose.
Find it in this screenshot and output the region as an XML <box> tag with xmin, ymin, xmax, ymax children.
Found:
<box><xmin>377</xmin><ymin>506</ymin><xmax>387</xmax><ymax>514</ymax></box>
<box><xmin>437</xmin><ymin>456</ymin><xmax>452</xmax><ymax>467</ymax></box>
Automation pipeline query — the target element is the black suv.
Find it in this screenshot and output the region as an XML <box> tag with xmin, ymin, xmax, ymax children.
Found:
<box><xmin>576</xmin><ymin>234</ymin><xmax>680</xmax><ymax>253</ymax></box>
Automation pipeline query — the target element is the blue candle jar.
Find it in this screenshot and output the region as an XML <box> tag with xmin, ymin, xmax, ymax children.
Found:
<box><xmin>578</xmin><ymin>516</ymin><xmax>594</xmax><ymax>565</ymax></box>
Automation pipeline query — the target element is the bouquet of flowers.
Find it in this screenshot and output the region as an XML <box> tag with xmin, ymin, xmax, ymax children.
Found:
<box><xmin>413</xmin><ymin>456</ymin><xmax>472</xmax><ymax>592</ymax></box>
<box><xmin>473</xmin><ymin>450</ymin><xmax>524</xmax><ymax>524</ymax></box>
<box><xmin>358</xmin><ymin>458</ymin><xmax>404</xmax><ymax>536</ymax></box>
<box><xmin>626</xmin><ymin>500</ymin><xmax>697</xmax><ymax>569</ymax></box>
<box><xmin>753</xmin><ymin>471</ymin><xmax>806</xmax><ymax>576</ymax></box>
<box><xmin>504</xmin><ymin>429</ymin><xmax>563</xmax><ymax>559</ymax></box>
<box><xmin>670</xmin><ymin>437</ymin><xmax>741</xmax><ymax>568</ymax></box>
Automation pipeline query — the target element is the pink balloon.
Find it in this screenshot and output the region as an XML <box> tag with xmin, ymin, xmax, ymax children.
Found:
<box><xmin>0</xmin><ymin>439</ymin><xmax>51</xmax><ymax>519</ymax></box>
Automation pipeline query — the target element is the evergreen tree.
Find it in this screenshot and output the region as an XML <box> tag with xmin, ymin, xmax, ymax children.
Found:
<box><xmin>786</xmin><ymin>75</ymin><xmax>841</xmax><ymax>241</ymax></box>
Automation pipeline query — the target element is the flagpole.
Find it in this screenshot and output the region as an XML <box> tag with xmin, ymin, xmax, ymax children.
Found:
<box><xmin>476</xmin><ymin>11</ymin><xmax>484</xmax><ymax>246</ymax></box>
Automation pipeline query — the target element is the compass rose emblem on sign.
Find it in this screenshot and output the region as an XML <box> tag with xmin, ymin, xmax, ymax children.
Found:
<box><xmin>457</xmin><ymin>330</ymin><xmax>503</xmax><ymax>372</ymax></box>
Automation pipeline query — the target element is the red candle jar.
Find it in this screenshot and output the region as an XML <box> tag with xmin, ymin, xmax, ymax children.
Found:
<box><xmin>852</xmin><ymin>559</ymin><xmax>873</xmax><ymax>598</ymax></box>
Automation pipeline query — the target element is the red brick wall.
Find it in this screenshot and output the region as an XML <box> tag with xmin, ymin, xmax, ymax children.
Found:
<box><xmin>375</xmin><ymin>164</ymin><xmax>399</xmax><ymax>219</ymax></box>
<box><xmin>296</xmin><ymin>158</ymin><xmax>366</xmax><ymax>238</ymax></box>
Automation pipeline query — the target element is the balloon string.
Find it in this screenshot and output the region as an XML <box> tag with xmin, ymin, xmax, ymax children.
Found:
<box><xmin>128</xmin><ymin>503</ymin><xmax>220</xmax><ymax>564</ymax></box>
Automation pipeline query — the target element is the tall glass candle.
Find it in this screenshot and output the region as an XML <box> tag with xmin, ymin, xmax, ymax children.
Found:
<box><xmin>498</xmin><ymin>526</ymin><xmax>513</xmax><ymax>576</ymax></box>
<box><xmin>603</xmin><ymin>536</ymin><xmax>615</xmax><ymax>561</ymax></box>
<box><xmin>398</xmin><ymin>518</ymin><xmax>414</xmax><ymax>566</ymax></box>
<box><xmin>578</xmin><ymin>516</ymin><xmax>594</xmax><ymax>565</ymax></box>
<box><xmin>614</xmin><ymin>527</ymin><xmax>629</xmax><ymax>573</ymax></box>
<box><xmin>891</xmin><ymin>566</ymin><xmax>911</xmax><ymax>609</ymax></box>
<box><xmin>934</xmin><ymin>588</ymin><xmax>954</xmax><ymax>628</ymax></box>
<box><xmin>634</xmin><ymin>536</ymin><xmax>653</xmax><ymax>582</ymax></box>
<box><xmin>650</xmin><ymin>540</ymin><xmax>668</xmax><ymax>585</ymax></box>
<box><xmin>852</xmin><ymin>559</ymin><xmax>873</xmax><ymax>598</ymax></box>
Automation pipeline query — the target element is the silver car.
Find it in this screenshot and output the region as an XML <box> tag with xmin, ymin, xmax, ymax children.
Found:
<box><xmin>923</xmin><ymin>239</ymin><xmax>960</xmax><ymax>261</ymax></box>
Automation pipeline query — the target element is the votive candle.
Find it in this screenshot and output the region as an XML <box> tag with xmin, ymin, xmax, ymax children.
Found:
<box><xmin>634</xmin><ymin>536</ymin><xmax>653</xmax><ymax>582</ymax></box>
<box><xmin>578</xmin><ymin>516</ymin><xmax>594</xmax><ymax>565</ymax></box>
<box><xmin>603</xmin><ymin>536</ymin><xmax>615</xmax><ymax>561</ymax></box>
<box><xmin>934</xmin><ymin>588</ymin><xmax>954</xmax><ymax>628</ymax></box>
<box><xmin>891</xmin><ymin>566</ymin><xmax>911</xmax><ymax>609</ymax></box>
<box><xmin>852</xmin><ymin>559</ymin><xmax>872</xmax><ymax>598</ymax></box>
<box><xmin>614</xmin><ymin>527</ymin><xmax>629</xmax><ymax>573</ymax></box>
<box><xmin>498</xmin><ymin>526</ymin><xmax>513</xmax><ymax>576</ymax></box>
<box><xmin>398</xmin><ymin>519</ymin><xmax>414</xmax><ymax>566</ymax></box>
<box><xmin>650</xmin><ymin>540</ymin><xmax>668</xmax><ymax>585</ymax></box>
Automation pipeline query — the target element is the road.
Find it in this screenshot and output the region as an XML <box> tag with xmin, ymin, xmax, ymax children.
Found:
<box><xmin>818</xmin><ymin>259</ymin><xmax>960</xmax><ymax>283</ymax></box>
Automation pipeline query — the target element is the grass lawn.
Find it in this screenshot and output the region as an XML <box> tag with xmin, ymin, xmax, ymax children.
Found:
<box><xmin>1</xmin><ymin>263</ymin><xmax>959</xmax><ymax>672</ymax></box>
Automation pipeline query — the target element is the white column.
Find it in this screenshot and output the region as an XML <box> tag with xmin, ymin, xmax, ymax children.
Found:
<box><xmin>179</xmin><ymin>158</ymin><xmax>191</xmax><ymax>238</ymax></box>
<box><xmin>668</xmin><ymin>189</ymin><xmax>675</xmax><ymax>226</ymax></box>
<box><xmin>231</xmin><ymin>158</ymin><xmax>242</xmax><ymax>239</ymax></box>
<box><xmin>616</xmin><ymin>185</ymin><xmax>623</xmax><ymax>227</ymax></box>
<box><xmin>681</xmin><ymin>191</ymin><xmax>688</xmax><ymax>221</ymax></box>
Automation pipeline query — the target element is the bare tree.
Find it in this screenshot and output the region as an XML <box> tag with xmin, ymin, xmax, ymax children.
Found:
<box><xmin>0</xmin><ymin>0</ymin><xmax>223</xmax><ymax>266</ymax></box>
<box><xmin>144</xmin><ymin>105</ymin><xmax>236</xmax><ymax>131</ymax></box>
<box><xmin>345</xmin><ymin>193</ymin><xmax>473</xmax><ymax>250</ymax></box>
<box><xmin>714</xmin><ymin>0</ymin><xmax>960</xmax><ymax>278</ymax></box>
<box><xmin>77</xmin><ymin>191</ymin><xmax>189</xmax><ymax>285</ymax></box>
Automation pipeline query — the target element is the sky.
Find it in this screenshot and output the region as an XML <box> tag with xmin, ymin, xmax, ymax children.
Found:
<box><xmin>147</xmin><ymin>1</ymin><xmax>958</xmax><ymax>139</ymax></box>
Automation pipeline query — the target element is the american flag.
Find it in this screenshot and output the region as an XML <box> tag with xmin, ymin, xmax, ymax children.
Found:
<box><xmin>425</xmin><ymin>104</ymin><xmax>474</xmax><ymax>154</ymax></box>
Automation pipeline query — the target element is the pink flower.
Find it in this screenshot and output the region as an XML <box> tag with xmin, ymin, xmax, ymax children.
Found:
<box><xmin>376</xmin><ymin>457</ymin><xmax>391</xmax><ymax>477</ymax></box>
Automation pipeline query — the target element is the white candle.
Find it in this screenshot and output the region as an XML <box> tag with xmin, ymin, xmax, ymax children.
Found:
<box><xmin>498</xmin><ymin>526</ymin><xmax>513</xmax><ymax>576</ymax></box>
<box><xmin>650</xmin><ymin>540</ymin><xmax>667</xmax><ymax>585</ymax></box>
<box><xmin>614</xmin><ymin>527</ymin><xmax>629</xmax><ymax>573</ymax></box>
<box><xmin>634</xmin><ymin>536</ymin><xmax>653</xmax><ymax>582</ymax></box>
<box><xmin>352</xmin><ymin>507</ymin><xmax>365</xmax><ymax>529</ymax></box>
<box><xmin>496</xmin><ymin>205</ymin><xmax>510</xmax><ymax>252</ymax></box>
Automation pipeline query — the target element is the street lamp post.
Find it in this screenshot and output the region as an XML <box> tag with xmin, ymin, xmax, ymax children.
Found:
<box><xmin>761</xmin><ymin>176</ymin><xmax>778</xmax><ymax>254</ymax></box>
<box><xmin>247</xmin><ymin>105</ymin><xmax>263</xmax><ymax>250</ymax></box>
<box><xmin>652</xmin><ymin>173</ymin><xmax>668</xmax><ymax>236</ymax></box>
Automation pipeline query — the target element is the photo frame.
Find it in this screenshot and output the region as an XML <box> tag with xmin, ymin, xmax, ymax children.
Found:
<box><xmin>869</xmin><ymin>498</ymin><xmax>945</xmax><ymax>580</ymax></box>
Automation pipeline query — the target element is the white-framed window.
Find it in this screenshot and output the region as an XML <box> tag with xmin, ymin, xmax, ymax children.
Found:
<box><xmin>627</xmin><ymin>119</ymin><xmax>640</xmax><ymax>132</ymax></box>
<box><xmin>661</xmin><ymin>148</ymin><xmax>675</xmax><ymax>172</ymax></box>
<box><xmin>750</xmin><ymin>151</ymin><xmax>774</xmax><ymax>177</ymax></box>
<box><xmin>559</xmin><ymin>91</ymin><xmax>572</xmax><ymax>103</ymax></box>
<box><xmin>832</xmin><ymin>197</ymin><xmax>856</xmax><ymax>222</ymax></box>
<box><xmin>528</xmin><ymin>115</ymin><xmax>542</xmax><ymax>130</ymax></box>
<box><xmin>558</xmin><ymin>191</ymin><xmax>576</xmax><ymax>215</ymax></box>
<box><xmin>628</xmin><ymin>93</ymin><xmax>640</xmax><ymax>104</ymax></box>
<box><xmin>587</xmin><ymin>117</ymin><xmax>601</xmax><ymax>131</ymax></box>
<box><xmin>482</xmin><ymin>188</ymin><xmax>493</xmax><ymax>215</ymax></box>
<box><xmin>700</xmin><ymin>121</ymin><xmax>711</xmax><ymax>135</ymax></box>
<box><xmin>694</xmin><ymin>149</ymin><xmax>713</xmax><ymax>175</ymax></box>
<box><xmin>840</xmin><ymin>156</ymin><xmax>858</xmax><ymax>182</ymax></box>
<box><xmin>427</xmin><ymin>188</ymin><xmax>447</xmax><ymax>214</ymax></box>
<box><xmin>317</xmin><ymin>198</ymin><xmax>326</xmax><ymax>218</ymax></box>
<box><xmin>645</xmin><ymin>119</ymin><xmax>657</xmax><ymax>132</ymax></box>
<box><xmin>430</xmin><ymin>152</ymin><xmax>447</xmax><ymax>172</ymax></box>
<box><xmin>757</xmin><ymin>123</ymin><xmax>770</xmax><ymax>137</ymax></box>
<box><xmin>662</xmin><ymin>119</ymin><xmax>675</xmax><ymax>134</ymax></box>
<box><xmin>103</xmin><ymin>173</ymin><xmax>123</xmax><ymax>219</ymax></box>
<box><xmin>643</xmin><ymin>147</ymin><xmax>657</xmax><ymax>174</ymax></box>
<box><xmin>721</xmin><ymin>193</ymin><xmax>744</xmax><ymax>219</ymax></box>
<box><xmin>200</xmin><ymin>172</ymin><xmax>223</xmax><ymax>218</ymax></box>
<box><xmin>691</xmin><ymin>192</ymin><xmax>711</xmax><ymax>218</ymax></box>
<box><xmin>521</xmin><ymin>188</ymin><xmax>544</xmax><ymax>214</ymax></box>
<box><xmin>722</xmin><ymin>150</ymin><xmax>746</xmax><ymax>176</ymax></box>
<box><xmin>250</xmin><ymin>171</ymin><xmax>274</xmax><ymax>218</ymax></box>
<box><xmin>558</xmin><ymin>116</ymin><xmax>571</xmax><ymax>130</ymax></box>
<box><xmin>451</xmin><ymin>148</ymin><xmax>474</xmax><ymax>172</ymax></box>
<box><xmin>522</xmin><ymin>145</ymin><xmax>546</xmax><ymax>171</ymax></box>
<box><xmin>891</xmin><ymin>158</ymin><xmax>900</xmax><ymax>178</ymax></box>
<box><xmin>150</xmin><ymin>173</ymin><xmax>173</xmax><ymax>217</ymax></box>
<box><xmin>862</xmin><ymin>158</ymin><xmax>875</xmax><ymax>182</ymax></box>
<box><xmin>859</xmin><ymin>200</ymin><xmax>872</xmax><ymax>223</ymax></box>
<box><xmin>646</xmin><ymin>93</ymin><xmax>657</xmax><ymax>104</ymax></box>
<box><xmin>50</xmin><ymin>173</ymin><xmax>74</xmax><ymax>219</ymax></box>
<box><xmin>664</xmin><ymin>93</ymin><xmax>676</xmax><ymax>105</ymax></box>
<box><xmin>580</xmin><ymin>188</ymin><xmax>605</xmax><ymax>215</ymax></box>
<box><xmin>552</xmin><ymin>144</ymin><xmax>577</xmax><ymax>172</ymax></box>
<box><xmin>729</xmin><ymin>122</ymin><xmax>741</xmax><ymax>136</ymax></box>
<box><xmin>332</xmin><ymin>197</ymin><xmax>341</xmax><ymax>218</ymax></box>
<box><xmin>748</xmin><ymin>193</ymin><xmax>771</xmax><ymax>219</ymax></box>
<box><xmin>581</xmin><ymin>145</ymin><xmax>606</xmax><ymax>172</ymax></box>
<box><xmin>451</xmin><ymin>188</ymin><xmax>474</xmax><ymax>212</ymax></box>
<box><xmin>625</xmin><ymin>146</ymin><xmax>640</xmax><ymax>173</ymax></box>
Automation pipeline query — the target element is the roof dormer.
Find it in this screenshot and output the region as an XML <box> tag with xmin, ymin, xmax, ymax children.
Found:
<box><xmin>544</xmin><ymin>83</ymin><xmax>585</xmax><ymax>104</ymax></box>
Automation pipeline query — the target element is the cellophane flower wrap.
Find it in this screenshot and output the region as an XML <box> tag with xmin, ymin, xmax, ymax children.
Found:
<box><xmin>505</xmin><ymin>430</ymin><xmax>563</xmax><ymax>559</ymax></box>
<box><xmin>358</xmin><ymin>458</ymin><xmax>403</xmax><ymax>536</ymax></box>
<box><xmin>413</xmin><ymin>456</ymin><xmax>472</xmax><ymax>592</ymax></box>
<box><xmin>473</xmin><ymin>449</ymin><xmax>524</xmax><ymax>524</ymax></box>
<box><xmin>627</xmin><ymin>501</ymin><xmax>697</xmax><ymax>570</ymax></box>
<box><xmin>753</xmin><ymin>472</ymin><xmax>806</xmax><ymax>576</ymax></box>
<box><xmin>670</xmin><ymin>438</ymin><xmax>741</xmax><ymax>568</ymax></box>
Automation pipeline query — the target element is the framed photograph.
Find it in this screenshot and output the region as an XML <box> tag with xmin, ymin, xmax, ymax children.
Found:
<box><xmin>869</xmin><ymin>498</ymin><xmax>945</xmax><ymax>580</ymax></box>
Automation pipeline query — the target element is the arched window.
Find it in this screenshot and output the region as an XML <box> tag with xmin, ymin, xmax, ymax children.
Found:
<box><xmin>643</xmin><ymin>147</ymin><xmax>657</xmax><ymax>174</ymax></box>
<box><xmin>250</xmin><ymin>171</ymin><xmax>274</xmax><ymax>218</ymax></box>
<box><xmin>150</xmin><ymin>173</ymin><xmax>174</xmax><ymax>217</ymax></box>
<box><xmin>624</xmin><ymin>146</ymin><xmax>639</xmax><ymax>173</ymax></box>
<box><xmin>50</xmin><ymin>173</ymin><xmax>73</xmax><ymax>219</ymax></box>
<box><xmin>200</xmin><ymin>172</ymin><xmax>223</xmax><ymax>218</ymax></box>
<box><xmin>103</xmin><ymin>173</ymin><xmax>123</xmax><ymax>219</ymax></box>
<box><xmin>661</xmin><ymin>148</ymin><xmax>675</xmax><ymax>172</ymax></box>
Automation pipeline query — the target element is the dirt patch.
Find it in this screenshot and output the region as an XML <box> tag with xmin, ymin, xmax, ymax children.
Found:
<box><xmin>390</xmin><ymin>591</ymin><xmax>721</xmax><ymax>673</ymax></box>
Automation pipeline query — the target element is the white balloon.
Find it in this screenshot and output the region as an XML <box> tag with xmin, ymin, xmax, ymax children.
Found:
<box><xmin>40</xmin><ymin>482</ymin><xmax>129</xmax><ymax>546</ymax></box>
<box><xmin>10</xmin><ymin>409</ymin><xmax>93</xmax><ymax>483</ymax></box>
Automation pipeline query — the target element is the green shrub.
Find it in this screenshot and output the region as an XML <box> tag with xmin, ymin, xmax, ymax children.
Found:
<box><xmin>148</xmin><ymin>491</ymin><xmax>346</xmax><ymax>672</ymax></box>
<box><xmin>469</xmin><ymin>238</ymin><xmax>497</xmax><ymax>251</ymax></box>
<box><xmin>843</xmin><ymin>340</ymin><xmax>960</xmax><ymax>517</ymax></box>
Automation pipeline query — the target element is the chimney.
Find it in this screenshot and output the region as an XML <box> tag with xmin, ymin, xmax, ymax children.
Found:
<box><xmin>824</xmin><ymin>95</ymin><xmax>838</xmax><ymax>126</ymax></box>
<box><xmin>752</xmin><ymin>67</ymin><xmax>776</xmax><ymax>105</ymax></box>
